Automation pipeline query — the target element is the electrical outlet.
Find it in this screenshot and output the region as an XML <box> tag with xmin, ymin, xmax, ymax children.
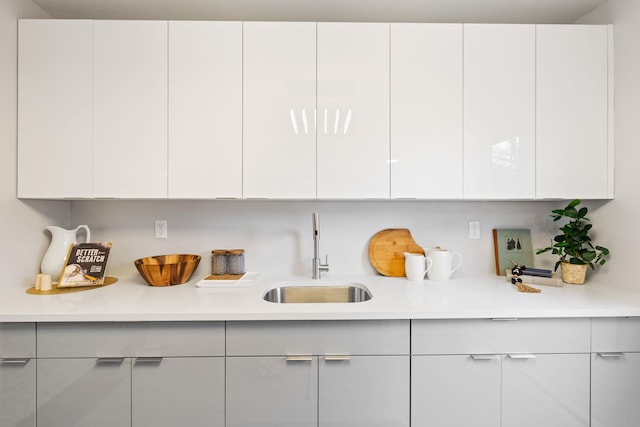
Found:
<box><xmin>468</xmin><ymin>220</ymin><xmax>480</xmax><ymax>239</ymax></box>
<box><xmin>155</xmin><ymin>220</ymin><xmax>168</xmax><ymax>239</ymax></box>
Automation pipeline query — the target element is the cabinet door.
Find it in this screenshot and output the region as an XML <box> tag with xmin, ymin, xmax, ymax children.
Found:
<box><xmin>243</xmin><ymin>22</ymin><xmax>316</xmax><ymax>199</ymax></box>
<box><xmin>536</xmin><ymin>25</ymin><xmax>611</xmax><ymax>199</ymax></box>
<box><xmin>168</xmin><ymin>21</ymin><xmax>242</xmax><ymax>198</ymax></box>
<box><xmin>317</xmin><ymin>23</ymin><xmax>390</xmax><ymax>199</ymax></box>
<box><xmin>390</xmin><ymin>24</ymin><xmax>463</xmax><ymax>199</ymax></box>
<box><xmin>132</xmin><ymin>357</ymin><xmax>224</xmax><ymax>427</ymax></box>
<box><xmin>0</xmin><ymin>358</ymin><xmax>36</xmax><ymax>427</ymax></box>
<box><xmin>319</xmin><ymin>355</ymin><xmax>409</xmax><ymax>427</ymax></box>
<box><xmin>502</xmin><ymin>353</ymin><xmax>590</xmax><ymax>427</ymax></box>
<box><xmin>591</xmin><ymin>352</ymin><xmax>640</xmax><ymax>427</ymax></box>
<box><xmin>226</xmin><ymin>356</ymin><xmax>318</xmax><ymax>427</ymax></box>
<box><xmin>412</xmin><ymin>355</ymin><xmax>501</xmax><ymax>427</ymax></box>
<box><xmin>93</xmin><ymin>21</ymin><xmax>168</xmax><ymax>198</ymax></box>
<box><xmin>17</xmin><ymin>20</ymin><xmax>93</xmax><ymax>199</ymax></box>
<box><xmin>37</xmin><ymin>358</ymin><xmax>131</xmax><ymax>427</ymax></box>
<box><xmin>463</xmin><ymin>24</ymin><xmax>535</xmax><ymax>199</ymax></box>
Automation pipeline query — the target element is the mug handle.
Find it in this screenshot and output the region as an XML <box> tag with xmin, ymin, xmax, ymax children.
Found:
<box><xmin>450</xmin><ymin>252</ymin><xmax>463</xmax><ymax>274</ymax></box>
<box><xmin>77</xmin><ymin>225</ymin><xmax>91</xmax><ymax>243</ymax></box>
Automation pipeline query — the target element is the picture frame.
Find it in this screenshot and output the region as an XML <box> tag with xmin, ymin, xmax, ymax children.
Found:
<box><xmin>57</xmin><ymin>242</ymin><xmax>112</xmax><ymax>287</ymax></box>
<box><xmin>492</xmin><ymin>229</ymin><xmax>533</xmax><ymax>276</ymax></box>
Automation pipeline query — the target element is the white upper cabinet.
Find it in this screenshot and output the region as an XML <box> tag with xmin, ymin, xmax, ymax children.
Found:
<box><xmin>390</xmin><ymin>24</ymin><xmax>463</xmax><ymax>199</ymax></box>
<box><xmin>17</xmin><ymin>20</ymin><xmax>613</xmax><ymax>201</ymax></box>
<box><xmin>93</xmin><ymin>21</ymin><xmax>168</xmax><ymax>198</ymax></box>
<box><xmin>243</xmin><ymin>22</ymin><xmax>317</xmax><ymax>199</ymax></box>
<box><xmin>536</xmin><ymin>25</ymin><xmax>612</xmax><ymax>200</ymax></box>
<box><xmin>18</xmin><ymin>20</ymin><xmax>93</xmax><ymax>199</ymax></box>
<box><xmin>317</xmin><ymin>23</ymin><xmax>390</xmax><ymax>199</ymax></box>
<box><xmin>168</xmin><ymin>21</ymin><xmax>242</xmax><ymax>199</ymax></box>
<box><xmin>463</xmin><ymin>24</ymin><xmax>536</xmax><ymax>199</ymax></box>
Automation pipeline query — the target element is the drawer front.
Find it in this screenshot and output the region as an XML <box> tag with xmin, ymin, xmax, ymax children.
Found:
<box><xmin>226</xmin><ymin>320</ymin><xmax>409</xmax><ymax>356</ymax></box>
<box><xmin>0</xmin><ymin>323</ymin><xmax>36</xmax><ymax>358</ymax></box>
<box><xmin>412</xmin><ymin>318</ymin><xmax>590</xmax><ymax>355</ymax></box>
<box><xmin>37</xmin><ymin>322</ymin><xmax>224</xmax><ymax>357</ymax></box>
<box><xmin>592</xmin><ymin>317</ymin><xmax>640</xmax><ymax>352</ymax></box>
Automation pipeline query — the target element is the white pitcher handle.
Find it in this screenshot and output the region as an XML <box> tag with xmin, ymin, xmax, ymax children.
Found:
<box><xmin>425</xmin><ymin>257</ymin><xmax>433</xmax><ymax>273</ymax></box>
<box><xmin>77</xmin><ymin>225</ymin><xmax>91</xmax><ymax>243</ymax></box>
<box><xmin>450</xmin><ymin>252</ymin><xmax>462</xmax><ymax>274</ymax></box>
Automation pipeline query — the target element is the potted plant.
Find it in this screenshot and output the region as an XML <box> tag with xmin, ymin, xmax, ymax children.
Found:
<box><xmin>536</xmin><ymin>199</ymin><xmax>610</xmax><ymax>284</ymax></box>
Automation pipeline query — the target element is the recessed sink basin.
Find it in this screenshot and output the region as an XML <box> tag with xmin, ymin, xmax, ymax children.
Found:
<box><xmin>263</xmin><ymin>282</ymin><xmax>372</xmax><ymax>304</ymax></box>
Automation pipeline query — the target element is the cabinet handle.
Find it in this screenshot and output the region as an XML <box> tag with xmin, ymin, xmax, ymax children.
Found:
<box><xmin>0</xmin><ymin>358</ymin><xmax>30</xmax><ymax>365</ymax></box>
<box><xmin>507</xmin><ymin>354</ymin><xmax>536</xmax><ymax>359</ymax></box>
<box><xmin>324</xmin><ymin>354</ymin><xmax>351</xmax><ymax>361</ymax></box>
<box><xmin>470</xmin><ymin>354</ymin><xmax>500</xmax><ymax>360</ymax></box>
<box><xmin>96</xmin><ymin>357</ymin><xmax>125</xmax><ymax>364</ymax></box>
<box><xmin>597</xmin><ymin>352</ymin><xmax>626</xmax><ymax>358</ymax></box>
<box><xmin>491</xmin><ymin>318</ymin><xmax>518</xmax><ymax>321</ymax></box>
<box><xmin>135</xmin><ymin>357</ymin><xmax>163</xmax><ymax>364</ymax></box>
<box><xmin>286</xmin><ymin>355</ymin><xmax>313</xmax><ymax>362</ymax></box>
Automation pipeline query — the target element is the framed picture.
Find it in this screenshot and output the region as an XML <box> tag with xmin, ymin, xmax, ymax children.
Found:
<box><xmin>57</xmin><ymin>242</ymin><xmax>112</xmax><ymax>287</ymax></box>
<box><xmin>492</xmin><ymin>229</ymin><xmax>533</xmax><ymax>276</ymax></box>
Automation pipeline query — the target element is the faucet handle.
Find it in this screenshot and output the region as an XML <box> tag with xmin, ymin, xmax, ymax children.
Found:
<box><xmin>320</xmin><ymin>255</ymin><xmax>329</xmax><ymax>271</ymax></box>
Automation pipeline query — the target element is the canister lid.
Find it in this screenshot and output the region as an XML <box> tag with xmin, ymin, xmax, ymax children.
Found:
<box><xmin>211</xmin><ymin>249</ymin><xmax>228</xmax><ymax>255</ymax></box>
<box><xmin>228</xmin><ymin>249</ymin><xmax>245</xmax><ymax>255</ymax></box>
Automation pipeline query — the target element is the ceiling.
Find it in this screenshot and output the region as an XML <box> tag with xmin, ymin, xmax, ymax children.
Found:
<box><xmin>31</xmin><ymin>0</ymin><xmax>607</xmax><ymax>24</ymax></box>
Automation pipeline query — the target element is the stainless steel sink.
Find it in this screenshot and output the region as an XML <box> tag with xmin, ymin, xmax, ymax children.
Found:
<box><xmin>263</xmin><ymin>282</ymin><xmax>372</xmax><ymax>303</ymax></box>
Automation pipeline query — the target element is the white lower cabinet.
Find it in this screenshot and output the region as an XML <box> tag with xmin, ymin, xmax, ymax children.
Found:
<box><xmin>226</xmin><ymin>356</ymin><xmax>318</xmax><ymax>427</ymax></box>
<box><xmin>37</xmin><ymin>357</ymin><xmax>131</xmax><ymax>427</ymax></box>
<box><xmin>591</xmin><ymin>317</ymin><xmax>640</xmax><ymax>427</ymax></box>
<box><xmin>226</xmin><ymin>320</ymin><xmax>410</xmax><ymax>427</ymax></box>
<box><xmin>132</xmin><ymin>356</ymin><xmax>224</xmax><ymax>426</ymax></box>
<box><xmin>412</xmin><ymin>318</ymin><xmax>591</xmax><ymax>427</ymax></box>
<box><xmin>412</xmin><ymin>354</ymin><xmax>501</xmax><ymax>426</ymax></box>
<box><xmin>36</xmin><ymin>322</ymin><xmax>225</xmax><ymax>427</ymax></box>
<box><xmin>502</xmin><ymin>353</ymin><xmax>590</xmax><ymax>427</ymax></box>
<box><xmin>319</xmin><ymin>355</ymin><xmax>409</xmax><ymax>427</ymax></box>
<box><xmin>0</xmin><ymin>323</ymin><xmax>36</xmax><ymax>427</ymax></box>
<box><xmin>591</xmin><ymin>352</ymin><xmax>640</xmax><ymax>427</ymax></box>
<box><xmin>11</xmin><ymin>317</ymin><xmax>640</xmax><ymax>427</ymax></box>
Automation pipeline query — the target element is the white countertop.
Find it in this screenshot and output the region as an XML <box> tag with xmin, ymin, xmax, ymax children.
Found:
<box><xmin>3</xmin><ymin>272</ymin><xmax>640</xmax><ymax>322</ymax></box>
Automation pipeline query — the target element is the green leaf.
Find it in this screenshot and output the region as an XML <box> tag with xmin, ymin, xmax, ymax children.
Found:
<box><xmin>582</xmin><ymin>251</ymin><xmax>597</xmax><ymax>262</ymax></box>
<box><xmin>565</xmin><ymin>207</ymin><xmax>578</xmax><ymax>218</ymax></box>
<box><xmin>567</xmin><ymin>199</ymin><xmax>581</xmax><ymax>209</ymax></box>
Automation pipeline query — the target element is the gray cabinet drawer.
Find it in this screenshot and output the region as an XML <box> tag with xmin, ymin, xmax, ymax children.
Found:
<box><xmin>592</xmin><ymin>317</ymin><xmax>640</xmax><ymax>352</ymax></box>
<box><xmin>412</xmin><ymin>318</ymin><xmax>590</xmax><ymax>354</ymax></box>
<box><xmin>226</xmin><ymin>320</ymin><xmax>409</xmax><ymax>356</ymax></box>
<box><xmin>37</xmin><ymin>322</ymin><xmax>224</xmax><ymax>357</ymax></box>
<box><xmin>0</xmin><ymin>323</ymin><xmax>35</xmax><ymax>358</ymax></box>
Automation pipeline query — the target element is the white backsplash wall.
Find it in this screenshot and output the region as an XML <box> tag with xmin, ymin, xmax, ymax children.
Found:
<box><xmin>70</xmin><ymin>199</ymin><xmax>569</xmax><ymax>281</ymax></box>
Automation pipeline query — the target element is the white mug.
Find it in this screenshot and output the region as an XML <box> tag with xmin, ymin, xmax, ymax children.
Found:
<box><xmin>404</xmin><ymin>253</ymin><xmax>433</xmax><ymax>282</ymax></box>
<box><xmin>426</xmin><ymin>248</ymin><xmax>462</xmax><ymax>281</ymax></box>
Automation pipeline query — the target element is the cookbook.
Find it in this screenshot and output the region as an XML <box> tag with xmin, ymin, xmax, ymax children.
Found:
<box><xmin>57</xmin><ymin>242</ymin><xmax>112</xmax><ymax>287</ymax></box>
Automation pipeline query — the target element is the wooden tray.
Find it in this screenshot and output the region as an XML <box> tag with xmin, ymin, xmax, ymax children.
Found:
<box><xmin>368</xmin><ymin>229</ymin><xmax>424</xmax><ymax>277</ymax></box>
<box><xmin>26</xmin><ymin>276</ymin><xmax>118</xmax><ymax>295</ymax></box>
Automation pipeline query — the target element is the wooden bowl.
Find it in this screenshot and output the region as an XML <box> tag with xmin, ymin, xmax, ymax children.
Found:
<box><xmin>134</xmin><ymin>254</ymin><xmax>201</xmax><ymax>286</ymax></box>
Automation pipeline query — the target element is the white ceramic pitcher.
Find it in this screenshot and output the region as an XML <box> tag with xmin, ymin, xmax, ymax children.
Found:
<box><xmin>40</xmin><ymin>225</ymin><xmax>91</xmax><ymax>280</ymax></box>
<box><xmin>425</xmin><ymin>247</ymin><xmax>462</xmax><ymax>281</ymax></box>
<box><xmin>404</xmin><ymin>253</ymin><xmax>433</xmax><ymax>282</ymax></box>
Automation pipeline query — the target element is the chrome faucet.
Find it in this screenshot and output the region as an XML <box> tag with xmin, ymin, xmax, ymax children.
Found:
<box><xmin>312</xmin><ymin>213</ymin><xmax>330</xmax><ymax>279</ymax></box>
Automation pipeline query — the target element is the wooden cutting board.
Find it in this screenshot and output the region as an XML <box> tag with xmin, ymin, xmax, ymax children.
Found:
<box><xmin>368</xmin><ymin>229</ymin><xmax>425</xmax><ymax>277</ymax></box>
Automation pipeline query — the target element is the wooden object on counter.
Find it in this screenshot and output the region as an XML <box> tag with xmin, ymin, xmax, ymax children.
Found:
<box><xmin>368</xmin><ymin>228</ymin><xmax>424</xmax><ymax>277</ymax></box>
